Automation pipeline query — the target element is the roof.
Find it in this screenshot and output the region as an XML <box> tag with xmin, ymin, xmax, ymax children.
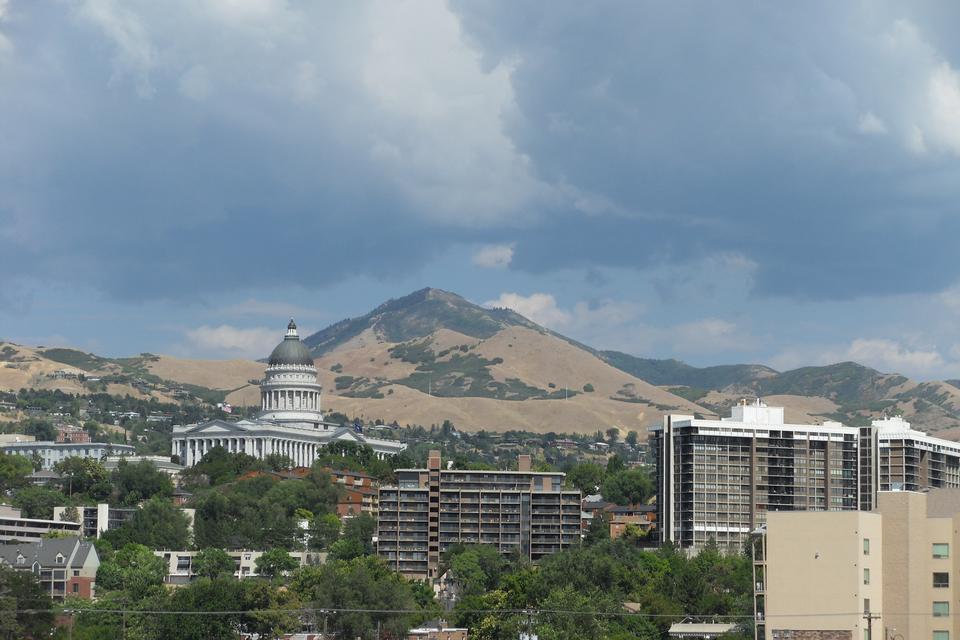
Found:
<box><xmin>668</xmin><ymin>622</ymin><xmax>737</xmax><ymax>637</ymax></box>
<box><xmin>268</xmin><ymin>321</ymin><xmax>315</xmax><ymax>366</ymax></box>
<box><xmin>0</xmin><ymin>537</ymin><xmax>97</xmax><ymax>569</ymax></box>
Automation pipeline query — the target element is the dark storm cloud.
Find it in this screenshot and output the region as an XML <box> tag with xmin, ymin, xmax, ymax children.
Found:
<box><xmin>451</xmin><ymin>1</ymin><xmax>960</xmax><ymax>299</ymax></box>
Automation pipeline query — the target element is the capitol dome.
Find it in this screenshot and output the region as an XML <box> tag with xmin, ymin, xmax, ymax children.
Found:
<box><xmin>268</xmin><ymin>319</ymin><xmax>315</xmax><ymax>367</ymax></box>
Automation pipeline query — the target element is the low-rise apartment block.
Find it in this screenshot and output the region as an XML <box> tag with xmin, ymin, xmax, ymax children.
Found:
<box><xmin>377</xmin><ymin>452</ymin><xmax>581</xmax><ymax>580</ymax></box>
<box><xmin>154</xmin><ymin>549</ymin><xmax>326</xmax><ymax>585</ymax></box>
<box><xmin>0</xmin><ymin>504</ymin><xmax>82</xmax><ymax>542</ymax></box>
<box><xmin>0</xmin><ymin>537</ymin><xmax>99</xmax><ymax>599</ymax></box>
<box><xmin>53</xmin><ymin>503</ymin><xmax>196</xmax><ymax>540</ymax></box>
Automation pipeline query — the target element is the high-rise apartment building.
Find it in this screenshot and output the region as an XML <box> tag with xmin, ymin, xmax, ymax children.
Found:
<box><xmin>651</xmin><ymin>400</ymin><xmax>860</xmax><ymax>550</ymax></box>
<box><xmin>754</xmin><ymin>489</ymin><xmax>960</xmax><ymax>640</ymax></box>
<box><xmin>377</xmin><ymin>452</ymin><xmax>581</xmax><ymax>580</ymax></box>
<box><xmin>652</xmin><ymin>401</ymin><xmax>960</xmax><ymax>552</ymax></box>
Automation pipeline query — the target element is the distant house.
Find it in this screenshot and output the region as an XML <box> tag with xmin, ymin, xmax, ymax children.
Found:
<box><xmin>407</xmin><ymin>620</ymin><xmax>469</xmax><ymax>640</ymax></box>
<box><xmin>0</xmin><ymin>537</ymin><xmax>100</xmax><ymax>599</ymax></box>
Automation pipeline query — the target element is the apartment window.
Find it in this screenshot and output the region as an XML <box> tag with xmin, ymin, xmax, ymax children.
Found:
<box><xmin>864</xmin><ymin>599</ymin><xmax>871</xmax><ymax>614</ymax></box>
<box><xmin>863</xmin><ymin>538</ymin><xmax>870</xmax><ymax>555</ymax></box>
<box><xmin>934</xmin><ymin>572</ymin><xmax>950</xmax><ymax>588</ymax></box>
<box><xmin>863</xmin><ymin>568</ymin><xmax>870</xmax><ymax>585</ymax></box>
<box><xmin>934</xmin><ymin>632</ymin><xmax>949</xmax><ymax>640</ymax></box>
<box><xmin>934</xmin><ymin>543</ymin><xmax>950</xmax><ymax>559</ymax></box>
<box><xmin>934</xmin><ymin>602</ymin><xmax>950</xmax><ymax>617</ymax></box>
<box><xmin>72</xmin><ymin>583</ymin><xmax>78</xmax><ymax>594</ymax></box>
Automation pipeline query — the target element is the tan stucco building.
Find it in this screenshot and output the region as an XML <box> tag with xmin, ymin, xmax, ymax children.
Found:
<box><xmin>755</xmin><ymin>489</ymin><xmax>960</xmax><ymax>640</ymax></box>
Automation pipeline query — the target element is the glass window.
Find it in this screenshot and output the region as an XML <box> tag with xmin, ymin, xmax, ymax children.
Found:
<box><xmin>864</xmin><ymin>598</ymin><xmax>871</xmax><ymax>614</ymax></box>
<box><xmin>934</xmin><ymin>572</ymin><xmax>950</xmax><ymax>588</ymax></box>
<box><xmin>863</xmin><ymin>538</ymin><xmax>870</xmax><ymax>555</ymax></box>
<box><xmin>934</xmin><ymin>632</ymin><xmax>949</xmax><ymax>640</ymax></box>
<box><xmin>934</xmin><ymin>602</ymin><xmax>950</xmax><ymax>617</ymax></box>
<box><xmin>863</xmin><ymin>568</ymin><xmax>870</xmax><ymax>585</ymax></box>
<box><xmin>933</xmin><ymin>543</ymin><xmax>950</xmax><ymax>559</ymax></box>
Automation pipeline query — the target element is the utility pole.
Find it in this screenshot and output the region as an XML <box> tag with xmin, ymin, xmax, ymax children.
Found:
<box><xmin>864</xmin><ymin>612</ymin><xmax>881</xmax><ymax>640</ymax></box>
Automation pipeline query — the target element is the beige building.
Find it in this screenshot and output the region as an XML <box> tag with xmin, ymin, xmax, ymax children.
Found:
<box><xmin>755</xmin><ymin>489</ymin><xmax>960</xmax><ymax>640</ymax></box>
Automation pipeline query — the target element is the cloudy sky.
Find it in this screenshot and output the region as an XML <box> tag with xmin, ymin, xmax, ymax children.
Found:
<box><xmin>3</xmin><ymin>1</ymin><xmax>960</xmax><ymax>380</ymax></box>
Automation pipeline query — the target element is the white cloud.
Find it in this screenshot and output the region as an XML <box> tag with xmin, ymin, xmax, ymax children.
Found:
<box><xmin>184</xmin><ymin>324</ymin><xmax>279</xmax><ymax>359</ymax></box>
<box><xmin>843</xmin><ymin>338</ymin><xmax>944</xmax><ymax>375</ymax></box>
<box><xmin>926</xmin><ymin>61</ymin><xmax>960</xmax><ymax>155</ymax></box>
<box><xmin>858</xmin><ymin>111</ymin><xmax>887</xmax><ymax>135</ymax></box>
<box><xmin>472</xmin><ymin>244</ymin><xmax>514</xmax><ymax>269</ymax></box>
<box><xmin>77</xmin><ymin>0</ymin><xmax>157</xmax><ymax>98</ymax></box>
<box><xmin>771</xmin><ymin>338</ymin><xmax>948</xmax><ymax>379</ymax></box>
<box><xmin>0</xmin><ymin>0</ymin><xmax>12</xmax><ymax>56</ymax></box>
<box><xmin>484</xmin><ymin>292</ymin><xmax>571</xmax><ymax>328</ymax></box>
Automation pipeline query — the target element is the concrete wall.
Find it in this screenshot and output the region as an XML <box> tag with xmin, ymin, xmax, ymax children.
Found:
<box><xmin>765</xmin><ymin>510</ymin><xmax>882</xmax><ymax>640</ymax></box>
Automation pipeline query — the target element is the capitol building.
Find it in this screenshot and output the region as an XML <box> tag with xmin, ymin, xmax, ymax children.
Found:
<box><xmin>172</xmin><ymin>320</ymin><xmax>406</xmax><ymax>467</ymax></box>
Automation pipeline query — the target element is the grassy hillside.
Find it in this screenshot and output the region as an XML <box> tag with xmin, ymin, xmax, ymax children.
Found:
<box><xmin>600</xmin><ymin>351</ymin><xmax>776</xmax><ymax>389</ymax></box>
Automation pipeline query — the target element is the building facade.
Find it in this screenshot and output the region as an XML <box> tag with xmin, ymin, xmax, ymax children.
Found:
<box><xmin>652</xmin><ymin>400</ymin><xmax>960</xmax><ymax>552</ymax></box>
<box><xmin>0</xmin><ymin>441</ymin><xmax>135</xmax><ymax>470</ymax></box>
<box><xmin>754</xmin><ymin>489</ymin><xmax>960</xmax><ymax>640</ymax></box>
<box><xmin>652</xmin><ymin>401</ymin><xmax>860</xmax><ymax>550</ymax></box>
<box><xmin>172</xmin><ymin>321</ymin><xmax>406</xmax><ymax>467</ymax></box>
<box><xmin>377</xmin><ymin>452</ymin><xmax>581</xmax><ymax>580</ymax></box>
<box><xmin>0</xmin><ymin>537</ymin><xmax>99</xmax><ymax>599</ymax></box>
<box><xmin>0</xmin><ymin>505</ymin><xmax>83</xmax><ymax>542</ymax></box>
<box><xmin>52</xmin><ymin>503</ymin><xmax>196</xmax><ymax>540</ymax></box>
<box><xmin>154</xmin><ymin>549</ymin><xmax>326</xmax><ymax>585</ymax></box>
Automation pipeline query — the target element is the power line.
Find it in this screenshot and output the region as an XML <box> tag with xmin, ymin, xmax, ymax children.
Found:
<box><xmin>2</xmin><ymin>606</ymin><xmax>950</xmax><ymax>618</ymax></box>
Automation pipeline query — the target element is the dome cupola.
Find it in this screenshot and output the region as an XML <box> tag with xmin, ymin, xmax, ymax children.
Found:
<box><xmin>267</xmin><ymin>319</ymin><xmax>315</xmax><ymax>367</ymax></box>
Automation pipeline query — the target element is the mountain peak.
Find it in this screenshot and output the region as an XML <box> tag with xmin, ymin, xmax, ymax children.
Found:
<box><xmin>302</xmin><ymin>288</ymin><xmax>540</xmax><ymax>355</ymax></box>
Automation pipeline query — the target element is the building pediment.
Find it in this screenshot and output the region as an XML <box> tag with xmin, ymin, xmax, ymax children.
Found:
<box><xmin>181</xmin><ymin>420</ymin><xmax>250</xmax><ymax>435</ymax></box>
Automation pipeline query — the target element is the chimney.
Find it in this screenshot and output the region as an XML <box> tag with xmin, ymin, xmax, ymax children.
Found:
<box><xmin>518</xmin><ymin>455</ymin><xmax>531</xmax><ymax>472</ymax></box>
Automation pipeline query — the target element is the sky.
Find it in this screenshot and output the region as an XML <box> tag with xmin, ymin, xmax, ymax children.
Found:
<box><xmin>3</xmin><ymin>1</ymin><xmax>960</xmax><ymax>380</ymax></box>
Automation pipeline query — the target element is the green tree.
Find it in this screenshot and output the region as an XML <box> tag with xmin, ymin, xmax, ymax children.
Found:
<box><xmin>0</xmin><ymin>565</ymin><xmax>55</xmax><ymax>639</ymax></box>
<box><xmin>95</xmin><ymin>543</ymin><xmax>167</xmax><ymax>598</ymax></box>
<box><xmin>605</xmin><ymin>427</ymin><xmax>620</xmax><ymax>444</ymax></box>
<box><xmin>54</xmin><ymin>456</ymin><xmax>109</xmax><ymax>499</ymax></box>
<box><xmin>601</xmin><ymin>467</ymin><xmax>654</xmax><ymax>505</ymax></box>
<box><xmin>565</xmin><ymin>462</ymin><xmax>605</xmax><ymax>494</ymax></box>
<box><xmin>255</xmin><ymin>549</ymin><xmax>298</xmax><ymax>579</ymax></box>
<box><xmin>102</xmin><ymin>497</ymin><xmax>191</xmax><ymax>549</ymax></box>
<box><xmin>309</xmin><ymin>513</ymin><xmax>342</xmax><ymax>550</ymax></box>
<box><xmin>263</xmin><ymin>453</ymin><xmax>294</xmax><ymax>471</ymax></box>
<box><xmin>329</xmin><ymin>513</ymin><xmax>376</xmax><ymax>560</ymax></box>
<box><xmin>625</xmin><ymin>430</ymin><xmax>639</xmax><ymax>447</ymax></box>
<box><xmin>193</xmin><ymin>548</ymin><xmax>235</xmax><ymax>579</ymax></box>
<box><xmin>447</xmin><ymin>545</ymin><xmax>507</xmax><ymax>596</ymax></box>
<box><xmin>0</xmin><ymin>453</ymin><xmax>32</xmax><ymax>493</ymax></box>
<box><xmin>292</xmin><ymin>556</ymin><xmax>423</xmax><ymax>640</ymax></box>
<box><xmin>111</xmin><ymin>459</ymin><xmax>173</xmax><ymax>506</ymax></box>
<box><xmin>11</xmin><ymin>486</ymin><xmax>68</xmax><ymax>519</ymax></box>
<box><xmin>606</xmin><ymin>454</ymin><xmax>626</xmax><ymax>475</ymax></box>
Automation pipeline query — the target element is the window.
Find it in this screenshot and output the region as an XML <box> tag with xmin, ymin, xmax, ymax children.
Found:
<box><xmin>934</xmin><ymin>632</ymin><xmax>949</xmax><ymax>640</ymax></box>
<box><xmin>934</xmin><ymin>572</ymin><xmax>950</xmax><ymax>588</ymax></box>
<box><xmin>934</xmin><ymin>602</ymin><xmax>950</xmax><ymax>617</ymax></box>
<box><xmin>934</xmin><ymin>543</ymin><xmax>950</xmax><ymax>559</ymax></box>
<box><xmin>72</xmin><ymin>583</ymin><xmax>78</xmax><ymax>593</ymax></box>
<box><xmin>863</xmin><ymin>568</ymin><xmax>870</xmax><ymax>585</ymax></box>
<box><xmin>863</xmin><ymin>538</ymin><xmax>870</xmax><ymax>555</ymax></box>
<box><xmin>863</xmin><ymin>598</ymin><xmax>871</xmax><ymax>614</ymax></box>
